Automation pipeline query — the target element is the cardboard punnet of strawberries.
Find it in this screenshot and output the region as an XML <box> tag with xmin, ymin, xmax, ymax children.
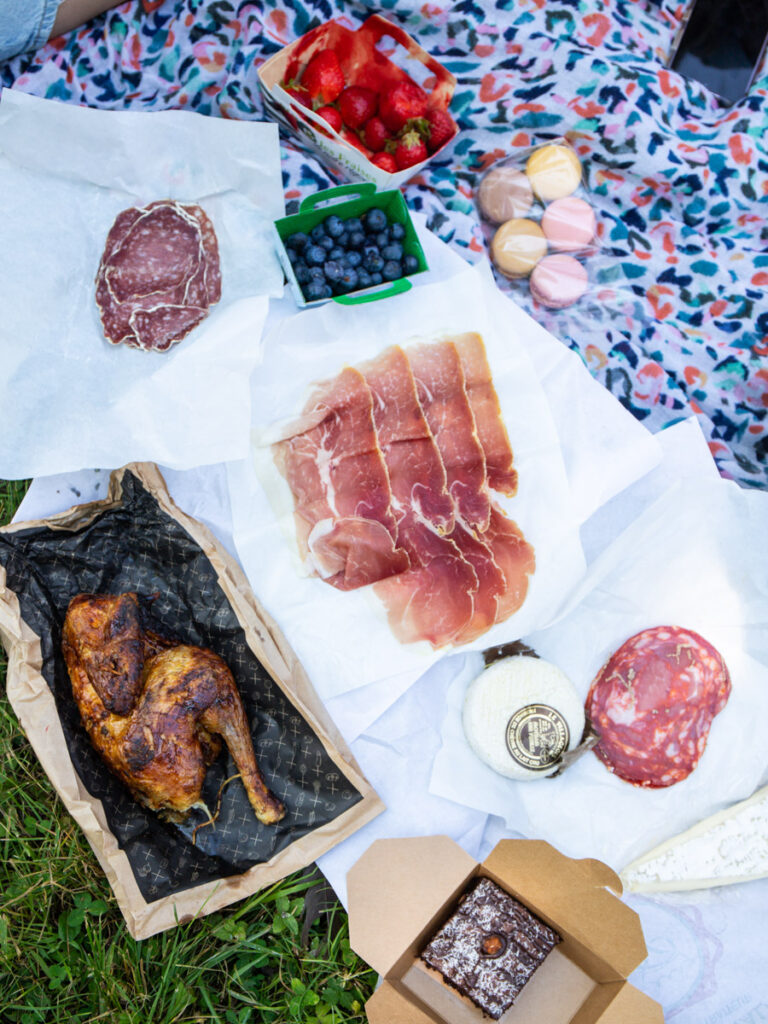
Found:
<box><xmin>257</xmin><ymin>15</ymin><xmax>457</xmax><ymax>189</ymax></box>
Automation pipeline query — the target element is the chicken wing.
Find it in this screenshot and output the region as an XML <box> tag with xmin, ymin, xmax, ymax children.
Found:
<box><xmin>62</xmin><ymin>592</ymin><xmax>285</xmax><ymax>825</ymax></box>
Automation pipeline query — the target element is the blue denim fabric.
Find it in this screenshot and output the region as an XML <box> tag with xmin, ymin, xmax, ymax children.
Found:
<box><xmin>0</xmin><ymin>0</ymin><xmax>60</xmax><ymax>62</ymax></box>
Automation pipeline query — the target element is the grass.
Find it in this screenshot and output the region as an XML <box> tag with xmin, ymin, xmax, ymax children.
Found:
<box><xmin>0</xmin><ymin>478</ymin><xmax>376</xmax><ymax>1023</ymax></box>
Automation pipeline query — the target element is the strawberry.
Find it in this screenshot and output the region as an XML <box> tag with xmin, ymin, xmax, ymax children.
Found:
<box><xmin>394</xmin><ymin>130</ymin><xmax>428</xmax><ymax>170</ymax></box>
<box><xmin>302</xmin><ymin>49</ymin><xmax>345</xmax><ymax>106</ymax></box>
<box><xmin>379</xmin><ymin>80</ymin><xmax>428</xmax><ymax>133</ymax></box>
<box><xmin>283</xmin><ymin>82</ymin><xmax>311</xmax><ymax>108</ymax></box>
<box><xmin>424</xmin><ymin>107</ymin><xmax>456</xmax><ymax>152</ymax></box>
<box><xmin>316</xmin><ymin>105</ymin><xmax>342</xmax><ymax>132</ymax></box>
<box><xmin>338</xmin><ymin>86</ymin><xmax>378</xmax><ymax>130</ymax></box>
<box><xmin>361</xmin><ymin>116</ymin><xmax>390</xmax><ymax>153</ymax></box>
<box><xmin>372</xmin><ymin>152</ymin><xmax>398</xmax><ymax>173</ymax></box>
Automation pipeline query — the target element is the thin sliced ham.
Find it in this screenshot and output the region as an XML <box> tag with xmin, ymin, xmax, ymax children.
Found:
<box><xmin>484</xmin><ymin>505</ymin><xmax>536</xmax><ymax>621</ymax></box>
<box><xmin>451</xmin><ymin>333</ymin><xmax>518</xmax><ymax>497</ymax></box>
<box><xmin>272</xmin><ymin>366</ymin><xmax>408</xmax><ymax>590</ymax></box>
<box><xmin>363</xmin><ymin>347</ymin><xmax>478</xmax><ymax>646</ymax></box>
<box><xmin>408</xmin><ymin>341</ymin><xmax>491</xmax><ymax>532</ymax></box>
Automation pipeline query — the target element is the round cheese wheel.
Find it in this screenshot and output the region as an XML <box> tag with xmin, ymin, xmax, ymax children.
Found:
<box><xmin>462</xmin><ymin>656</ymin><xmax>585</xmax><ymax>781</ymax></box>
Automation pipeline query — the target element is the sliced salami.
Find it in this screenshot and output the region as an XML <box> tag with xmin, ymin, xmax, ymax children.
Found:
<box><xmin>586</xmin><ymin>625</ymin><xmax>731</xmax><ymax>788</ymax></box>
<box><xmin>95</xmin><ymin>200</ymin><xmax>222</xmax><ymax>352</ymax></box>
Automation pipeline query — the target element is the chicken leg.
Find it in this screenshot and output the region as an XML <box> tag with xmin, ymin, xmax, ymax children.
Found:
<box><xmin>62</xmin><ymin>593</ymin><xmax>285</xmax><ymax>825</ymax></box>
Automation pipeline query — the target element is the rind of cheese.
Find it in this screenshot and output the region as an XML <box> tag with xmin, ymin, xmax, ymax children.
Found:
<box><xmin>620</xmin><ymin>784</ymin><xmax>768</xmax><ymax>893</ymax></box>
<box><xmin>462</xmin><ymin>656</ymin><xmax>584</xmax><ymax>781</ymax></box>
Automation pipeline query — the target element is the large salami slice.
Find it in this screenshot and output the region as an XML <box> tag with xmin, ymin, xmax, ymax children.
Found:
<box><xmin>95</xmin><ymin>200</ymin><xmax>222</xmax><ymax>352</ymax></box>
<box><xmin>586</xmin><ymin>625</ymin><xmax>731</xmax><ymax>788</ymax></box>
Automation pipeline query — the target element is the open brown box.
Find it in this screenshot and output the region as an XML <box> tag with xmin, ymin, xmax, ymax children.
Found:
<box><xmin>347</xmin><ymin>836</ymin><xmax>664</xmax><ymax>1024</ymax></box>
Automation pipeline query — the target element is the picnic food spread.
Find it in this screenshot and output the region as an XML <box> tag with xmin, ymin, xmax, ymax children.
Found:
<box><xmin>271</xmin><ymin>334</ymin><xmax>534</xmax><ymax>647</ymax></box>
<box><xmin>95</xmin><ymin>199</ymin><xmax>222</xmax><ymax>352</ymax></box>
<box><xmin>62</xmin><ymin>592</ymin><xmax>285</xmax><ymax>824</ymax></box>
<box><xmin>420</xmin><ymin>877</ymin><xmax>561</xmax><ymax>1018</ymax></box>
<box><xmin>462</xmin><ymin>654</ymin><xmax>585</xmax><ymax>781</ymax></box>
<box><xmin>586</xmin><ymin>625</ymin><xmax>731</xmax><ymax>788</ymax></box>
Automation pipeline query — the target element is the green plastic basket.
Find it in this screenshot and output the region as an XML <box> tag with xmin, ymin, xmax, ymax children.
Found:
<box><xmin>273</xmin><ymin>183</ymin><xmax>429</xmax><ymax>308</ymax></box>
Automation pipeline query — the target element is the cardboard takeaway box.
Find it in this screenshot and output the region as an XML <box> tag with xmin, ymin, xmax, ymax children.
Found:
<box><xmin>347</xmin><ymin>837</ymin><xmax>664</xmax><ymax>1024</ymax></box>
<box><xmin>257</xmin><ymin>15</ymin><xmax>456</xmax><ymax>189</ymax></box>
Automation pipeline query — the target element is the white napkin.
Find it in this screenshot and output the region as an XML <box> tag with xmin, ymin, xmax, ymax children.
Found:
<box><xmin>0</xmin><ymin>90</ymin><xmax>285</xmax><ymax>478</ymax></box>
<box><xmin>430</xmin><ymin>420</ymin><xmax>768</xmax><ymax>871</ymax></box>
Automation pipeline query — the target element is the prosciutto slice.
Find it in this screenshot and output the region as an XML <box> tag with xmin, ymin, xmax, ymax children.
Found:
<box><xmin>408</xmin><ymin>341</ymin><xmax>491</xmax><ymax>532</ymax></box>
<box><xmin>273</xmin><ymin>366</ymin><xmax>408</xmax><ymax>590</ymax></box>
<box><xmin>363</xmin><ymin>347</ymin><xmax>479</xmax><ymax>647</ymax></box>
<box><xmin>95</xmin><ymin>200</ymin><xmax>222</xmax><ymax>352</ymax></box>
<box><xmin>452</xmin><ymin>333</ymin><xmax>518</xmax><ymax>497</ymax></box>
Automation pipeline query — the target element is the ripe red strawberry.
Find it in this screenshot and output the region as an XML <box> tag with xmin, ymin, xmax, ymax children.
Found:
<box><xmin>372</xmin><ymin>152</ymin><xmax>398</xmax><ymax>173</ymax></box>
<box><xmin>379</xmin><ymin>80</ymin><xmax>428</xmax><ymax>133</ymax></box>
<box><xmin>424</xmin><ymin>107</ymin><xmax>456</xmax><ymax>152</ymax></box>
<box><xmin>361</xmin><ymin>116</ymin><xmax>390</xmax><ymax>153</ymax></box>
<box><xmin>316</xmin><ymin>105</ymin><xmax>342</xmax><ymax>132</ymax></box>
<box><xmin>394</xmin><ymin>130</ymin><xmax>428</xmax><ymax>170</ymax></box>
<box><xmin>302</xmin><ymin>49</ymin><xmax>345</xmax><ymax>106</ymax></box>
<box><xmin>338</xmin><ymin>86</ymin><xmax>378</xmax><ymax>130</ymax></box>
<box><xmin>283</xmin><ymin>82</ymin><xmax>311</xmax><ymax>108</ymax></box>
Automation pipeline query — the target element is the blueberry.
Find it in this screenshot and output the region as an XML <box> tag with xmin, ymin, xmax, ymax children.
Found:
<box><xmin>357</xmin><ymin>270</ymin><xmax>373</xmax><ymax>288</ymax></box>
<box><xmin>370</xmin><ymin>272</ymin><xmax>383</xmax><ymax>285</ymax></box>
<box><xmin>382</xmin><ymin>242</ymin><xmax>404</xmax><ymax>261</ymax></box>
<box><xmin>288</xmin><ymin>231</ymin><xmax>310</xmax><ymax>251</ymax></box>
<box><xmin>308</xmin><ymin>267</ymin><xmax>326</xmax><ymax>282</ymax></box>
<box><xmin>372</xmin><ymin>230</ymin><xmax>388</xmax><ymax>249</ymax></box>
<box><xmin>336</xmin><ymin>267</ymin><xmax>360</xmax><ymax>293</ymax></box>
<box><xmin>345</xmin><ymin>217</ymin><xmax>363</xmax><ymax>235</ymax></box>
<box><xmin>324</xmin><ymin>260</ymin><xmax>344</xmax><ymax>284</ymax></box>
<box><xmin>363</xmin><ymin>251</ymin><xmax>384</xmax><ymax>273</ymax></box>
<box><xmin>362</xmin><ymin>243</ymin><xmax>380</xmax><ymax>259</ymax></box>
<box><xmin>403</xmin><ymin>254</ymin><xmax>420</xmax><ymax>275</ymax></box>
<box><xmin>304</xmin><ymin>280</ymin><xmax>332</xmax><ymax>301</ymax></box>
<box><xmin>329</xmin><ymin>246</ymin><xmax>345</xmax><ymax>261</ymax></box>
<box><xmin>285</xmin><ymin>247</ymin><xmax>298</xmax><ymax>267</ymax></box>
<box><xmin>390</xmin><ymin>222</ymin><xmax>406</xmax><ymax>241</ymax></box>
<box><xmin>336</xmin><ymin>230</ymin><xmax>349</xmax><ymax>247</ymax></box>
<box><xmin>305</xmin><ymin>244</ymin><xmax>327</xmax><ymax>267</ymax></box>
<box><xmin>310</xmin><ymin>223</ymin><xmax>327</xmax><ymax>242</ymax></box>
<box><xmin>343</xmin><ymin>250</ymin><xmax>362</xmax><ymax>269</ymax></box>
<box><xmin>294</xmin><ymin>262</ymin><xmax>311</xmax><ymax>284</ymax></box>
<box><xmin>364</xmin><ymin>208</ymin><xmax>388</xmax><ymax>233</ymax></box>
<box><xmin>348</xmin><ymin>230</ymin><xmax>366</xmax><ymax>250</ymax></box>
<box><xmin>382</xmin><ymin>260</ymin><xmax>402</xmax><ymax>281</ymax></box>
<box><xmin>319</xmin><ymin>235</ymin><xmax>335</xmax><ymax>251</ymax></box>
<box><xmin>325</xmin><ymin>214</ymin><xmax>345</xmax><ymax>238</ymax></box>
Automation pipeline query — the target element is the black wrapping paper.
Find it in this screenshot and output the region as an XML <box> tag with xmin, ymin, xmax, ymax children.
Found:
<box><xmin>0</xmin><ymin>471</ymin><xmax>364</xmax><ymax>903</ymax></box>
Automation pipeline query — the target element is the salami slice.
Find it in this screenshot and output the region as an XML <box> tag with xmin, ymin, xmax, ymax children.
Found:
<box><xmin>586</xmin><ymin>626</ymin><xmax>731</xmax><ymax>788</ymax></box>
<box><xmin>95</xmin><ymin>200</ymin><xmax>222</xmax><ymax>352</ymax></box>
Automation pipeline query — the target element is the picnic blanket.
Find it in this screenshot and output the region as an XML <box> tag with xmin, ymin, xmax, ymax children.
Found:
<box><xmin>2</xmin><ymin>0</ymin><xmax>767</xmax><ymax>488</ymax></box>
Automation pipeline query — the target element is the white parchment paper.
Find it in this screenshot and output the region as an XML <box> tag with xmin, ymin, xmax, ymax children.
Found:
<box><xmin>0</xmin><ymin>89</ymin><xmax>285</xmax><ymax>478</ymax></box>
<box><xmin>431</xmin><ymin>468</ymin><xmax>768</xmax><ymax>871</ymax></box>
<box><xmin>229</xmin><ymin>265</ymin><xmax>588</xmax><ymax>702</ymax></box>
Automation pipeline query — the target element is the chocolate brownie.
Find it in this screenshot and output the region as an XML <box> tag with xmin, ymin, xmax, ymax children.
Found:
<box><xmin>420</xmin><ymin>877</ymin><xmax>560</xmax><ymax>1019</ymax></box>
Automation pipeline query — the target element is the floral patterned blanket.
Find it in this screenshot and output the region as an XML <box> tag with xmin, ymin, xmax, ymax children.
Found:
<box><xmin>3</xmin><ymin>0</ymin><xmax>766</xmax><ymax>487</ymax></box>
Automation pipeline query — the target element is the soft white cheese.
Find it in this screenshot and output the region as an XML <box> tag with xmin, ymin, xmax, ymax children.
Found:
<box><xmin>621</xmin><ymin>785</ymin><xmax>768</xmax><ymax>893</ymax></box>
<box><xmin>462</xmin><ymin>656</ymin><xmax>585</xmax><ymax>781</ymax></box>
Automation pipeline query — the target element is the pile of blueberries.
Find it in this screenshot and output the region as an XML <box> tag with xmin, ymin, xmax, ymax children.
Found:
<box><xmin>284</xmin><ymin>206</ymin><xmax>421</xmax><ymax>302</ymax></box>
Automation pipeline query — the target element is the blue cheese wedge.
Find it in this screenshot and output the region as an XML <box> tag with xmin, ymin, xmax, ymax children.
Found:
<box><xmin>462</xmin><ymin>656</ymin><xmax>585</xmax><ymax>781</ymax></box>
<box><xmin>621</xmin><ymin>785</ymin><xmax>768</xmax><ymax>893</ymax></box>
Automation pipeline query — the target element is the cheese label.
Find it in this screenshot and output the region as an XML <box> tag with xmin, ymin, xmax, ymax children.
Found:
<box><xmin>505</xmin><ymin>704</ymin><xmax>570</xmax><ymax>770</ymax></box>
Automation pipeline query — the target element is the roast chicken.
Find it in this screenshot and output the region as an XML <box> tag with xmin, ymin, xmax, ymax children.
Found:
<box><xmin>61</xmin><ymin>592</ymin><xmax>285</xmax><ymax>825</ymax></box>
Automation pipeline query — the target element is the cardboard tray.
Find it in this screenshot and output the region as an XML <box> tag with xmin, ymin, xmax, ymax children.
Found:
<box><xmin>274</xmin><ymin>182</ymin><xmax>428</xmax><ymax>308</ymax></box>
<box><xmin>258</xmin><ymin>15</ymin><xmax>456</xmax><ymax>188</ymax></box>
<box><xmin>347</xmin><ymin>837</ymin><xmax>664</xmax><ymax>1024</ymax></box>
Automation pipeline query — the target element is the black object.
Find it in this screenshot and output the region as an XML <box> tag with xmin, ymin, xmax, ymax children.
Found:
<box><xmin>669</xmin><ymin>0</ymin><xmax>768</xmax><ymax>104</ymax></box>
<box><xmin>0</xmin><ymin>472</ymin><xmax>363</xmax><ymax>903</ymax></box>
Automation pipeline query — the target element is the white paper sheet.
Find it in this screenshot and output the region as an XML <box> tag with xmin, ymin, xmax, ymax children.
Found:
<box><xmin>229</xmin><ymin>265</ymin><xmax>591</xmax><ymax>703</ymax></box>
<box><xmin>0</xmin><ymin>90</ymin><xmax>285</xmax><ymax>478</ymax></box>
<box><xmin>431</xmin><ymin>466</ymin><xmax>768</xmax><ymax>871</ymax></box>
